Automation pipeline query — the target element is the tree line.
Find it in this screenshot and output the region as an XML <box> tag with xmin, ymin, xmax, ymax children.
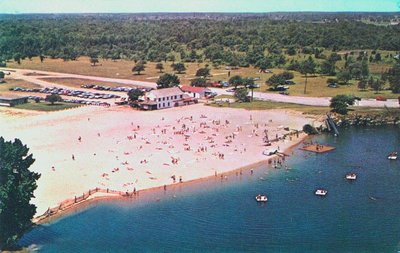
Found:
<box><xmin>0</xmin><ymin>14</ymin><xmax>399</xmax><ymax>67</ymax></box>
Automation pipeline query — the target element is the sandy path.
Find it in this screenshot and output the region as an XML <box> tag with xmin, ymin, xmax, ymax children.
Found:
<box><xmin>0</xmin><ymin>104</ymin><xmax>314</xmax><ymax>215</ymax></box>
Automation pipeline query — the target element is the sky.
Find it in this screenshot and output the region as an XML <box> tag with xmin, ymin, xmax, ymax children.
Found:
<box><xmin>0</xmin><ymin>0</ymin><xmax>399</xmax><ymax>14</ymax></box>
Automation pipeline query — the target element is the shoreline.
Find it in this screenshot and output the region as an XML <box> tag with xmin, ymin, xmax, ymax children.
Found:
<box><xmin>33</xmin><ymin>132</ymin><xmax>309</xmax><ymax>225</ymax></box>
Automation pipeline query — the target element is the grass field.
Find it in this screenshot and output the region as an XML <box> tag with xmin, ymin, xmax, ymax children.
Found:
<box><xmin>39</xmin><ymin>78</ymin><xmax>133</xmax><ymax>89</ymax></box>
<box><xmin>0</xmin><ymin>79</ymin><xmax>41</xmax><ymax>96</ymax></box>
<box><xmin>14</xmin><ymin>101</ymin><xmax>82</xmax><ymax>112</ymax></box>
<box><xmin>6</xmin><ymin>54</ymin><xmax>398</xmax><ymax>99</ymax></box>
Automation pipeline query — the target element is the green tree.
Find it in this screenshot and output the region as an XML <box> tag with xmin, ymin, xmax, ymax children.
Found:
<box><xmin>267</xmin><ymin>74</ymin><xmax>286</xmax><ymax>90</ymax></box>
<box><xmin>374</xmin><ymin>52</ymin><xmax>382</xmax><ymax>62</ymax></box>
<box><xmin>357</xmin><ymin>78</ymin><xmax>368</xmax><ymax>91</ymax></box>
<box><xmin>39</xmin><ymin>55</ymin><xmax>45</xmax><ymax>63</ymax></box>
<box><xmin>337</xmin><ymin>70</ymin><xmax>352</xmax><ymax>84</ymax></box>
<box><xmin>320</xmin><ymin>59</ymin><xmax>336</xmax><ymax>76</ymax></box>
<box><xmin>132</xmin><ymin>63</ymin><xmax>145</xmax><ymax>75</ymax></box>
<box><xmin>255</xmin><ymin>57</ymin><xmax>273</xmax><ymax>72</ymax></box>
<box><xmin>0</xmin><ymin>71</ymin><xmax>4</xmax><ymax>82</ymax></box>
<box><xmin>156</xmin><ymin>73</ymin><xmax>180</xmax><ymax>89</ymax></box>
<box><xmin>228</xmin><ymin>75</ymin><xmax>243</xmax><ymax>89</ymax></box>
<box><xmin>195</xmin><ymin>68</ymin><xmax>210</xmax><ymax>78</ymax></box>
<box><xmin>190</xmin><ymin>77</ymin><xmax>207</xmax><ymax>87</ymax></box>
<box><xmin>234</xmin><ymin>88</ymin><xmax>250</xmax><ymax>102</ymax></box>
<box><xmin>361</xmin><ymin>59</ymin><xmax>369</xmax><ymax>78</ymax></box>
<box><xmin>369</xmin><ymin>77</ymin><xmax>384</xmax><ymax>93</ymax></box>
<box><xmin>155</xmin><ymin>63</ymin><xmax>164</xmax><ymax>73</ymax></box>
<box><xmin>300</xmin><ymin>56</ymin><xmax>317</xmax><ymax>94</ymax></box>
<box><xmin>0</xmin><ymin>137</ymin><xmax>40</xmax><ymax>250</ymax></box>
<box><xmin>243</xmin><ymin>77</ymin><xmax>256</xmax><ymax>101</ymax></box>
<box><xmin>281</xmin><ymin>71</ymin><xmax>294</xmax><ymax>80</ymax></box>
<box><xmin>385</xmin><ymin>62</ymin><xmax>400</xmax><ymax>93</ymax></box>
<box><xmin>127</xmin><ymin>88</ymin><xmax>144</xmax><ymax>102</ymax></box>
<box><xmin>171</xmin><ymin>62</ymin><xmax>186</xmax><ymax>74</ymax></box>
<box><xmin>45</xmin><ymin>94</ymin><xmax>62</xmax><ymax>105</ymax></box>
<box><xmin>330</xmin><ymin>95</ymin><xmax>355</xmax><ymax>115</ymax></box>
<box><xmin>286</xmin><ymin>46</ymin><xmax>297</xmax><ymax>56</ymax></box>
<box><xmin>90</xmin><ymin>57</ymin><xmax>99</xmax><ymax>66</ymax></box>
<box><xmin>13</xmin><ymin>53</ymin><xmax>21</xmax><ymax>65</ymax></box>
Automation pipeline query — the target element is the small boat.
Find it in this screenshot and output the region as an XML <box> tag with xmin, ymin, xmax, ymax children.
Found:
<box><xmin>345</xmin><ymin>173</ymin><xmax>357</xmax><ymax>180</ymax></box>
<box><xmin>255</xmin><ymin>194</ymin><xmax>268</xmax><ymax>202</ymax></box>
<box><xmin>263</xmin><ymin>149</ymin><xmax>278</xmax><ymax>156</ymax></box>
<box><xmin>315</xmin><ymin>189</ymin><xmax>328</xmax><ymax>196</ymax></box>
<box><xmin>388</xmin><ymin>152</ymin><xmax>398</xmax><ymax>160</ymax></box>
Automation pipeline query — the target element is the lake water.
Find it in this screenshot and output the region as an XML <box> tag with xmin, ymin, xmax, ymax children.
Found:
<box><xmin>20</xmin><ymin>126</ymin><xmax>400</xmax><ymax>253</ymax></box>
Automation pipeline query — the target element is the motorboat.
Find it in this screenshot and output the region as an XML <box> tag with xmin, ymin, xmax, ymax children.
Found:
<box><xmin>255</xmin><ymin>194</ymin><xmax>268</xmax><ymax>202</ymax></box>
<box><xmin>263</xmin><ymin>149</ymin><xmax>278</xmax><ymax>156</ymax></box>
<box><xmin>345</xmin><ymin>173</ymin><xmax>357</xmax><ymax>180</ymax></box>
<box><xmin>315</xmin><ymin>189</ymin><xmax>328</xmax><ymax>196</ymax></box>
<box><xmin>388</xmin><ymin>152</ymin><xmax>398</xmax><ymax>160</ymax></box>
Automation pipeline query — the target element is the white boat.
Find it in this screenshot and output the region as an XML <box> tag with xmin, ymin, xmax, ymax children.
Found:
<box><xmin>315</xmin><ymin>189</ymin><xmax>328</xmax><ymax>196</ymax></box>
<box><xmin>263</xmin><ymin>149</ymin><xmax>278</xmax><ymax>156</ymax></box>
<box><xmin>255</xmin><ymin>194</ymin><xmax>268</xmax><ymax>202</ymax></box>
<box><xmin>345</xmin><ymin>173</ymin><xmax>357</xmax><ymax>180</ymax></box>
<box><xmin>388</xmin><ymin>152</ymin><xmax>398</xmax><ymax>160</ymax></box>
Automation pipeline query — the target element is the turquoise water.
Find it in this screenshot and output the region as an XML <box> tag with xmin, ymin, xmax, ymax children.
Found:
<box><xmin>21</xmin><ymin>126</ymin><xmax>400</xmax><ymax>252</ymax></box>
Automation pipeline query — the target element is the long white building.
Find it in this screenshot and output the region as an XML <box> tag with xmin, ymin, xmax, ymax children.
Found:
<box><xmin>139</xmin><ymin>87</ymin><xmax>196</xmax><ymax>110</ymax></box>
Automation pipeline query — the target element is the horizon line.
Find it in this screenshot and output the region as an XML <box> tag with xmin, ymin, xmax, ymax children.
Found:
<box><xmin>1</xmin><ymin>11</ymin><xmax>400</xmax><ymax>15</ymax></box>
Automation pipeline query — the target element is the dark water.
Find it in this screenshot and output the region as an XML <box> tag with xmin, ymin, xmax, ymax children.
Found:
<box><xmin>20</xmin><ymin>126</ymin><xmax>400</xmax><ymax>253</ymax></box>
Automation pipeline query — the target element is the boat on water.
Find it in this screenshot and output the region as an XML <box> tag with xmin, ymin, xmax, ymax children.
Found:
<box><xmin>255</xmin><ymin>194</ymin><xmax>268</xmax><ymax>202</ymax></box>
<box><xmin>315</xmin><ymin>189</ymin><xmax>328</xmax><ymax>196</ymax></box>
<box><xmin>345</xmin><ymin>173</ymin><xmax>357</xmax><ymax>180</ymax></box>
<box><xmin>388</xmin><ymin>152</ymin><xmax>398</xmax><ymax>160</ymax></box>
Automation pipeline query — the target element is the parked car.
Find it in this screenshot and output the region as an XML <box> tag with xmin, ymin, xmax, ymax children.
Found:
<box><xmin>376</xmin><ymin>96</ymin><xmax>387</xmax><ymax>101</ymax></box>
<box><xmin>279</xmin><ymin>91</ymin><xmax>289</xmax><ymax>95</ymax></box>
<box><xmin>285</xmin><ymin>80</ymin><xmax>296</xmax><ymax>85</ymax></box>
<box><xmin>276</xmin><ymin>85</ymin><xmax>289</xmax><ymax>91</ymax></box>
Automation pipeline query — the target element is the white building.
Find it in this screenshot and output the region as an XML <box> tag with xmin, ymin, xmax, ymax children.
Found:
<box><xmin>139</xmin><ymin>87</ymin><xmax>196</xmax><ymax>110</ymax></box>
<box><xmin>180</xmin><ymin>86</ymin><xmax>212</xmax><ymax>99</ymax></box>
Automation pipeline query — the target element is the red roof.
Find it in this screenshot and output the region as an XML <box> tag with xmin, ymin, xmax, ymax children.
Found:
<box><xmin>180</xmin><ymin>86</ymin><xmax>209</xmax><ymax>93</ymax></box>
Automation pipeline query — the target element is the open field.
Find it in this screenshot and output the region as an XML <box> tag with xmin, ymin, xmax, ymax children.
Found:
<box><xmin>6</xmin><ymin>54</ymin><xmax>399</xmax><ymax>99</ymax></box>
<box><xmin>38</xmin><ymin>77</ymin><xmax>135</xmax><ymax>89</ymax></box>
<box><xmin>0</xmin><ymin>79</ymin><xmax>40</xmax><ymax>95</ymax></box>
<box><xmin>14</xmin><ymin>101</ymin><xmax>82</xmax><ymax>112</ymax></box>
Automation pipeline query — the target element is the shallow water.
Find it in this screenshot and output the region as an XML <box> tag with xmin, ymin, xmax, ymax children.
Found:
<box><xmin>21</xmin><ymin>126</ymin><xmax>400</xmax><ymax>252</ymax></box>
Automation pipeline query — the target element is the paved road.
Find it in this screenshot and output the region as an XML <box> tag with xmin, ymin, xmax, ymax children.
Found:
<box><xmin>2</xmin><ymin>68</ymin><xmax>399</xmax><ymax>108</ymax></box>
<box><xmin>1</xmin><ymin>68</ymin><xmax>157</xmax><ymax>89</ymax></box>
<box><xmin>210</xmin><ymin>88</ymin><xmax>400</xmax><ymax>108</ymax></box>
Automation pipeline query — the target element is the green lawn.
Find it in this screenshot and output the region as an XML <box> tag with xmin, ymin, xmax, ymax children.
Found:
<box><xmin>14</xmin><ymin>101</ymin><xmax>81</xmax><ymax>111</ymax></box>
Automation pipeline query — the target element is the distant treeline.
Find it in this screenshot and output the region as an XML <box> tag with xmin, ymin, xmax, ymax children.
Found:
<box><xmin>0</xmin><ymin>13</ymin><xmax>399</xmax><ymax>65</ymax></box>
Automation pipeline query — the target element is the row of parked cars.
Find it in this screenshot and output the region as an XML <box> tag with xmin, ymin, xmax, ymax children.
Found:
<box><xmin>25</xmin><ymin>95</ymin><xmax>111</xmax><ymax>107</ymax></box>
<box><xmin>81</xmin><ymin>84</ymin><xmax>153</xmax><ymax>93</ymax></box>
<box><xmin>9</xmin><ymin>87</ymin><xmax>121</xmax><ymax>100</ymax></box>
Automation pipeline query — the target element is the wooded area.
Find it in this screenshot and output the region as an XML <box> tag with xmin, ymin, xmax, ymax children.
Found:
<box><xmin>0</xmin><ymin>13</ymin><xmax>399</xmax><ymax>66</ymax></box>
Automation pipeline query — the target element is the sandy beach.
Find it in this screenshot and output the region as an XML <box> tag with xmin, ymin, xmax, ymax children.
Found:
<box><xmin>0</xmin><ymin>104</ymin><xmax>315</xmax><ymax>217</ymax></box>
